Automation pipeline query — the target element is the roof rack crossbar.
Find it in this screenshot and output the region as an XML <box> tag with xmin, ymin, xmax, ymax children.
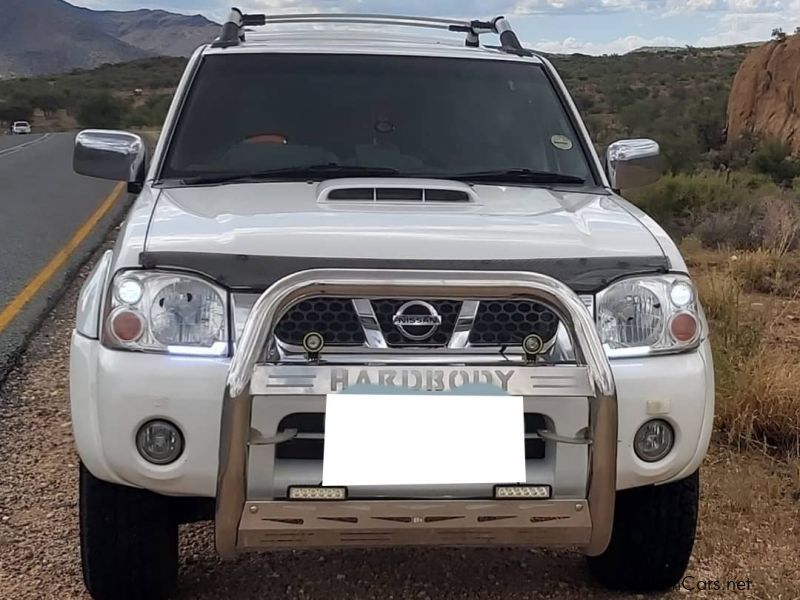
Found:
<box><xmin>211</xmin><ymin>9</ymin><xmax>533</xmax><ymax>56</ymax></box>
<box><xmin>263</xmin><ymin>13</ymin><xmax>470</xmax><ymax>28</ymax></box>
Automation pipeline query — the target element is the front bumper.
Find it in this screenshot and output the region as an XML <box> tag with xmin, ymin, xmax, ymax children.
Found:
<box><xmin>238</xmin><ymin>499</ymin><xmax>592</xmax><ymax>549</ymax></box>
<box><xmin>70</xmin><ymin>269</ymin><xmax>714</xmax><ymax>557</ymax></box>
<box><xmin>70</xmin><ymin>336</ymin><xmax>713</xmax><ymax>498</ymax></box>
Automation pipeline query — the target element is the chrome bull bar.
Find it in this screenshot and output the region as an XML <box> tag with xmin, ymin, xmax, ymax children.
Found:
<box><xmin>215</xmin><ymin>269</ymin><xmax>617</xmax><ymax>558</ymax></box>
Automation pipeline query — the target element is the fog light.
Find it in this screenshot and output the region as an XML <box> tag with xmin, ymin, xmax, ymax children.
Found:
<box><xmin>288</xmin><ymin>486</ymin><xmax>347</xmax><ymax>501</ymax></box>
<box><xmin>522</xmin><ymin>334</ymin><xmax>545</xmax><ymax>355</ymax></box>
<box><xmin>136</xmin><ymin>420</ymin><xmax>183</xmax><ymax>465</ymax></box>
<box><xmin>494</xmin><ymin>485</ymin><xmax>551</xmax><ymax>499</ymax></box>
<box><xmin>634</xmin><ymin>419</ymin><xmax>674</xmax><ymax>462</ymax></box>
<box><xmin>302</xmin><ymin>331</ymin><xmax>325</xmax><ymax>354</ymax></box>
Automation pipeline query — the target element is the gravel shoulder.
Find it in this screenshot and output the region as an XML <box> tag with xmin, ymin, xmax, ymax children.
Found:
<box><xmin>1</xmin><ymin>253</ymin><xmax>799</xmax><ymax>600</ymax></box>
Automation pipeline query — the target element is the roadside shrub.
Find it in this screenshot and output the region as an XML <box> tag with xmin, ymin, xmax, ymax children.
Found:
<box><xmin>694</xmin><ymin>266</ymin><xmax>800</xmax><ymax>453</ymax></box>
<box><xmin>31</xmin><ymin>92</ymin><xmax>66</xmax><ymax>116</ymax></box>
<box><xmin>720</xmin><ymin>346</ymin><xmax>800</xmax><ymax>453</ymax></box>
<box><xmin>751</xmin><ymin>140</ymin><xmax>800</xmax><ymax>186</ymax></box>
<box><xmin>124</xmin><ymin>94</ymin><xmax>172</xmax><ymax>128</ymax></box>
<box><xmin>729</xmin><ymin>250</ymin><xmax>800</xmax><ymax>295</ymax></box>
<box><xmin>0</xmin><ymin>100</ymin><xmax>34</xmax><ymax>122</ymax></box>
<box><xmin>76</xmin><ymin>92</ymin><xmax>128</xmax><ymax>129</ymax></box>
<box><xmin>706</xmin><ymin>135</ymin><xmax>757</xmax><ymax>171</ymax></box>
<box><xmin>679</xmin><ymin>234</ymin><xmax>704</xmax><ymax>256</ymax></box>
<box><xmin>751</xmin><ymin>194</ymin><xmax>800</xmax><ymax>253</ymax></box>
<box><xmin>692</xmin><ymin>202</ymin><xmax>761</xmax><ymax>249</ymax></box>
<box><xmin>629</xmin><ymin>172</ymin><xmax>737</xmax><ymax>223</ymax></box>
<box><xmin>629</xmin><ymin>172</ymin><xmax>800</xmax><ymax>249</ymax></box>
<box><xmin>629</xmin><ymin>173</ymin><xmax>750</xmax><ymax>242</ymax></box>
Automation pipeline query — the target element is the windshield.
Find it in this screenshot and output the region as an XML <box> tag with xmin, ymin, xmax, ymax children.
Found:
<box><xmin>161</xmin><ymin>53</ymin><xmax>594</xmax><ymax>185</ymax></box>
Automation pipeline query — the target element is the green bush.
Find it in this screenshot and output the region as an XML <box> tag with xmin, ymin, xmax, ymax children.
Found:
<box><xmin>551</xmin><ymin>46</ymin><xmax>748</xmax><ymax>169</ymax></box>
<box><xmin>124</xmin><ymin>94</ymin><xmax>172</xmax><ymax>128</ymax></box>
<box><xmin>750</xmin><ymin>140</ymin><xmax>800</xmax><ymax>186</ymax></box>
<box><xmin>630</xmin><ymin>172</ymin><xmax>738</xmax><ymax>220</ymax></box>
<box><xmin>31</xmin><ymin>92</ymin><xmax>67</xmax><ymax>116</ymax></box>
<box><xmin>76</xmin><ymin>93</ymin><xmax>128</xmax><ymax>129</ymax></box>
<box><xmin>627</xmin><ymin>172</ymin><xmax>794</xmax><ymax>248</ymax></box>
<box><xmin>0</xmin><ymin>57</ymin><xmax>186</xmax><ymax>129</ymax></box>
<box><xmin>0</xmin><ymin>100</ymin><xmax>34</xmax><ymax>122</ymax></box>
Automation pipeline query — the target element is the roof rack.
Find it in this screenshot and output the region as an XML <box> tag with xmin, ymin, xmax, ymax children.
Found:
<box><xmin>211</xmin><ymin>8</ymin><xmax>534</xmax><ymax>57</ymax></box>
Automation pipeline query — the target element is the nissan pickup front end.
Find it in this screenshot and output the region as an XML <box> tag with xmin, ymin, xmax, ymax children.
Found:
<box><xmin>69</xmin><ymin>12</ymin><xmax>713</xmax><ymax>600</ymax></box>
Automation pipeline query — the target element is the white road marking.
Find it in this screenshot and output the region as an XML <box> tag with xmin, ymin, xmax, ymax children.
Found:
<box><xmin>0</xmin><ymin>133</ymin><xmax>52</xmax><ymax>158</ymax></box>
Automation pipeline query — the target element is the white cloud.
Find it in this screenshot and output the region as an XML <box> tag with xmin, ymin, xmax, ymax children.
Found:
<box><xmin>70</xmin><ymin>0</ymin><xmax>800</xmax><ymax>54</ymax></box>
<box><xmin>534</xmin><ymin>34</ymin><xmax>687</xmax><ymax>54</ymax></box>
<box><xmin>239</xmin><ymin>0</ymin><xmax>779</xmax><ymax>16</ymax></box>
<box><xmin>512</xmin><ymin>0</ymin><xmax>780</xmax><ymax>14</ymax></box>
<box><xmin>688</xmin><ymin>0</ymin><xmax>799</xmax><ymax>45</ymax></box>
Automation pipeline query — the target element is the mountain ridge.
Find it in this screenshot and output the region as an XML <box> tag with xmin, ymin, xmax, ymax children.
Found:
<box><xmin>0</xmin><ymin>0</ymin><xmax>219</xmax><ymax>77</ymax></box>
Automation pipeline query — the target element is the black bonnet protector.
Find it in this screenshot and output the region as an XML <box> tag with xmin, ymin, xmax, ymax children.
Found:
<box><xmin>138</xmin><ymin>252</ymin><xmax>670</xmax><ymax>294</ymax></box>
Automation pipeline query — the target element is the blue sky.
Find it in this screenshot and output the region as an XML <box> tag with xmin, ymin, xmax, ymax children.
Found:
<box><xmin>71</xmin><ymin>0</ymin><xmax>800</xmax><ymax>54</ymax></box>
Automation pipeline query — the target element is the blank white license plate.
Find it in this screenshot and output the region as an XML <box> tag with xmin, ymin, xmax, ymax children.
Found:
<box><xmin>322</xmin><ymin>394</ymin><xmax>526</xmax><ymax>487</ymax></box>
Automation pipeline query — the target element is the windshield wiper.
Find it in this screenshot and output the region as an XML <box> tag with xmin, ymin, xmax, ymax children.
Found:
<box><xmin>178</xmin><ymin>164</ymin><xmax>402</xmax><ymax>186</ymax></box>
<box><xmin>448</xmin><ymin>169</ymin><xmax>586</xmax><ymax>185</ymax></box>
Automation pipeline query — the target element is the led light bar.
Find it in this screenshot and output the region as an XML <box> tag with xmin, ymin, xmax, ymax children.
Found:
<box><xmin>494</xmin><ymin>485</ymin><xmax>552</xmax><ymax>499</ymax></box>
<box><xmin>288</xmin><ymin>486</ymin><xmax>348</xmax><ymax>501</ymax></box>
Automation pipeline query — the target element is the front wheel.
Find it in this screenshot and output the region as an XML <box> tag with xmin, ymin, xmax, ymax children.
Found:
<box><xmin>79</xmin><ymin>463</ymin><xmax>179</xmax><ymax>600</ymax></box>
<box><xmin>588</xmin><ymin>470</ymin><xmax>699</xmax><ymax>592</ymax></box>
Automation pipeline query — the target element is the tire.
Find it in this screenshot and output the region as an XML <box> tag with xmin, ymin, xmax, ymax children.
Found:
<box><xmin>588</xmin><ymin>470</ymin><xmax>699</xmax><ymax>592</ymax></box>
<box><xmin>79</xmin><ymin>463</ymin><xmax>179</xmax><ymax>600</ymax></box>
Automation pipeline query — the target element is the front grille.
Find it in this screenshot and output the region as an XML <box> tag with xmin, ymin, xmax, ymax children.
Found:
<box><xmin>372</xmin><ymin>299</ymin><xmax>461</xmax><ymax>347</ymax></box>
<box><xmin>275</xmin><ymin>299</ymin><xmax>365</xmax><ymax>346</ymax></box>
<box><xmin>469</xmin><ymin>300</ymin><xmax>559</xmax><ymax>346</ymax></box>
<box><xmin>272</xmin><ymin>297</ymin><xmax>560</xmax><ymax>348</ymax></box>
<box><xmin>276</xmin><ymin>412</ymin><xmax>545</xmax><ymax>461</ymax></box>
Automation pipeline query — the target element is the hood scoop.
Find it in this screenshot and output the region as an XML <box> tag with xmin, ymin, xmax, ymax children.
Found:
<box><xmin>317</xmin><ymin>178</ymin><xmax>478</xmax><ymax>204</ymax></box>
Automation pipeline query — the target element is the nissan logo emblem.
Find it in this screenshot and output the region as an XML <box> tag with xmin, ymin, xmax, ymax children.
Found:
<box><xmin>392</xmin><ymin>301</ymin><xmax>442</xmax><ymax>341</ymax></box>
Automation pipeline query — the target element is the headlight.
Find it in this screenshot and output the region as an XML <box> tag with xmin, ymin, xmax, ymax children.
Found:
<box><xmin>596</xmin><ymin>275</ymin><xmax>704</xmax><ymax>358</ymax></box>
<box><xmin>104</xmin><ymin>271</ymin><xmax>228</xmax><ymax>356</ymax></box>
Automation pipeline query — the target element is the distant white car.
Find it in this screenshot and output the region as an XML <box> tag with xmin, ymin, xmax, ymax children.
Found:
<box><xmin>11</xmin><ymin>120</ymin><xmax>31</xmax><ymax>134</ymax></box>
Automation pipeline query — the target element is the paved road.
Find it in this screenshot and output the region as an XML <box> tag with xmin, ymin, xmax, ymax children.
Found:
<box><xmin>0</xmin><ymin>132</ymin><xmax>131</xmax><ymax>378</ymax></box>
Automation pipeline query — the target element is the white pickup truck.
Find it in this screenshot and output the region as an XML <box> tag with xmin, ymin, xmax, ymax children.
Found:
<box><xmin>71</xmin><ymin>11</ymin><xmax>713</xmax><ymax>600</ymax></box>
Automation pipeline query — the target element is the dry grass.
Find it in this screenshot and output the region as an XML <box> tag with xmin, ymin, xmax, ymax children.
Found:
<box><xmin>688</xmin><ymin>246</ymin><xmax>800</xmax><ymax>455</ymax></box>
<box><xmin>693</xmin><ymin>446</ymin><xmax>800</xmax><ymax>600</ymax></box>
<box><xmin>728</xmin><ymin>248</ymin><xmax>800</xmax><ymax>296</ymax></box>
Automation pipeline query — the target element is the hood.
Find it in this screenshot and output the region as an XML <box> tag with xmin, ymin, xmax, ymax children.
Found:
<box><xmin>144</xmin><ymin>180</ymin><xmax>664</xmax><ymax>260</ymax></box>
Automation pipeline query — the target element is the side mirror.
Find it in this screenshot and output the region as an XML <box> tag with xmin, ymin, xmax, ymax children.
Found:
<box><xmin>605</xmin><ymin>138</ymin><xmax>662</xmax><ymax>191</ymax></box>
<box><xmin>74</xmin><ymin>130</ymin><xmax>146</xmax><ymax>191</ymax></box>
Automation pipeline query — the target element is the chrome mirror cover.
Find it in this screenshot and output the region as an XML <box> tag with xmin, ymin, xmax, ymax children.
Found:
<box><xmin>73</xmin><ymin>129</ymin><xmax>146</xmax><ymax>183</ymax></box>
<box><xmin>605</xmin><ymin>138</ymin><xmax>662</xmax><ymax>190</ymax></box>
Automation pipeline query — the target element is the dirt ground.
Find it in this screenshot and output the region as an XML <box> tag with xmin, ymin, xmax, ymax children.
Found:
<box><xmin>1</xmin><ymin>263</ymin><xmax>799</xmax><ymax>600</ymax></box>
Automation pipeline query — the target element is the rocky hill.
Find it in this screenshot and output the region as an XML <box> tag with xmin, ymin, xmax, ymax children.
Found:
<box><xmin>727</xmin><ymin>35</ymin><xmax>800</xmax><ymax>153</ymax></box>
<box><xmin>88</xmin><ymin>8</ymin><xmax>219</xmax><ymax>58</ymax></box>
<box><xmin>0</xmin><ymin>0</ymin><xmax>218</xmax><ymax>78</ymax></box>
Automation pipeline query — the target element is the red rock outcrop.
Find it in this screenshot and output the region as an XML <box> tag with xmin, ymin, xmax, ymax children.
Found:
<box><xmin>728</xmin><ymin>37</ymin><xmax>800</xmax><ymax>152</ymax></box>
